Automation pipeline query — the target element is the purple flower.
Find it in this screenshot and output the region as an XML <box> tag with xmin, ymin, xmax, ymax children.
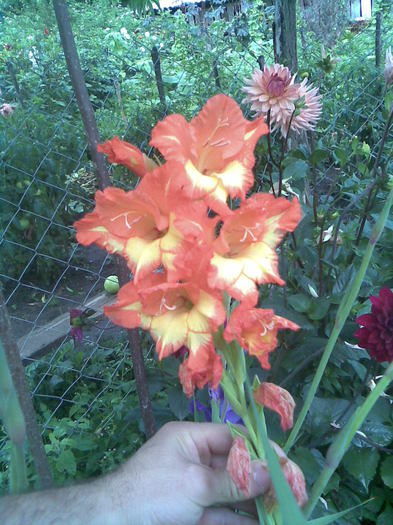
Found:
<box><xmin>355</xmin><ymin>287</ymin><xmax>393</xmax><ymax>363</ymax></box>
<box><xmin>70</xmin><ymin>309</ymin><xmax>84</xmax><ymax>343</ymax></box>
<box><xmin>190</xmin><ymin>385</ymin><xmax>243</xmax><ymax>424</ymax></box>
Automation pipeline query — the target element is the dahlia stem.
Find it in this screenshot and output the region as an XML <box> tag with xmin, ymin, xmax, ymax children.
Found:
<box><xmin>355</xmin><ymin>103</ymin><xmax>393</xmax><ymax>245</ymax></box>
<box><xmin>305</xmin><ymin>360</ymin><xmax>393</xmax><ymax>518</ymax></box>
<box><xmin>284</xmin><ymin>185</ymin><xmax>393</xmax><ymax>453</ymax></box>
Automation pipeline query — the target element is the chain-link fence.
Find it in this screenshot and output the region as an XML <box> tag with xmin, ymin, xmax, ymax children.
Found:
<box><xmin>0</xmin><ymin>0</ymin><xmax>392</xmax><ymax>488</ymax></box>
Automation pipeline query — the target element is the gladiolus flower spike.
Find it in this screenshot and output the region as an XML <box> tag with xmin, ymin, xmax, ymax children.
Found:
<box><xmin>74</xmin><ymin>94</ymin><xmax>301</xmax><ymax>396</ymax></box>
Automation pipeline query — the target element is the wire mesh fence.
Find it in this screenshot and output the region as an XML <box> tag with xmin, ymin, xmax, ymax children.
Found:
<box><xmin>0</xmin><ymin>0</ymin><xmax>392</xmax><ymax>488</ymax></box>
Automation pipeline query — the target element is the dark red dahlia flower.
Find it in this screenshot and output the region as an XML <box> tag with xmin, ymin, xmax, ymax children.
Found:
<box><xmin>355</xmin><ymin>287</ymin><xmax>393</xmax><ymax>362</ymax></box>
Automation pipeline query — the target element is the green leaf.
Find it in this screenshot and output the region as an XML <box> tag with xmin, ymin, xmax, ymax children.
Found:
<box><xmin>380</xmin><ymin>456</ymin><xmax>393</xmax><ymax>489</ymax></box>
<box><xmin>56</xmin><ymin>450</ymin><xmax>76</xmax><ymax>476</ymax></box>
<box><xmin>308</xmin><ymin>298</ymin><xmax>330</xmax><ymax>321</ymax></box>
<box><xmin>385</xmin><ymin>91</ymin><xmax>393</xmax><ymax>112</ymax></box>
<box><xmin>288</xmin><ymin>293</ymin><xmax>312</xmax><ymax>313</ymax></box>
<box><xmin>283</xmin><ymin>159</ymin><xmax>309</xmax><ymax>181</ymax></box>
<box><xmin>308</xmin><ymin>498</ymin><xmax>374</xmax><ymax>524</ymax></box>
<box><xmin>343</xmin><ymin>447</ymin><xmax>379</xmax><ymax>490</ymax></box>
<box><xmin>377</xmin><ymin>503</ymin><xmax>393</xmax><ymax>525</ymax></box>
<box><xmin>167</xmin><ymin>387</ymin><xmax>190</xmax><ymax>421</ymax></box>
<box><xmin>334</xmin><ymin>147</ymin><xmax>348</xmax><ymax>167</ymax></box>
<box><xmin>310</xmin><ymin>148</ymin><xmax>328</xmax><ymax>166</ymax></box>
<box><xmin>348</xmin><ymin>359</ymin><xmax>368</xmax><ymax>380</ymax></box>
<box><xmin>290</xmin><ymin>447</ymin><xmax>324</xmax><ymax>485</ymax></box>
<box><xmin>332</xmin><ymin>265</ymin><xmax>356</xmax><ymax>295</ymax></box>
<box><xmin>360</xmin><ymin>421</ymin><xmax>393</xmax><ymax>446</ymax></box>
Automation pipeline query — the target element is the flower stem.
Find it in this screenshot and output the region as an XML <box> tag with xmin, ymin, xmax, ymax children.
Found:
<box><xmin>355</xmin><ymin>103</ymin><xmax>393</xmax><ymax>244</ymax></box>
<box><xmin>0</xmin><ymin>339</ymin><xmax>28</xmax><ymax>493</ymax></box>
<box><xmin>305</xmin><ymin>360</ymin><xmax>393</xmax><ymax>518</ymax></box>
<box><xmin>284</xmin><ymin>185</ymin><xmax>393</xmax><ymax>453</ymax></box>
<box><xmin>10</xmin><ymin>442</ymin><xmax>27</xmax><ymax>494</ymax></box>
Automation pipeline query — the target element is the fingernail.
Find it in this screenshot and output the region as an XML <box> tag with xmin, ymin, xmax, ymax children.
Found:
<box><xmin>252</xmin><ymin>461</ymin><xmax>270</xmax><ymax>493</ymax></box>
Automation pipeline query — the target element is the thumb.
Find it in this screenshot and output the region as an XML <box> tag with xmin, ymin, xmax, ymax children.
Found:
<box><xmin>205</xmin><ymin>460</ymin><xmax>271</xmax><ymax>505</ymax></box>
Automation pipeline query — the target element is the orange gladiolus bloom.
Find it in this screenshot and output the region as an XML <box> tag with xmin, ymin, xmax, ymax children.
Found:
<box><xmin>104</xmin><ymin>273</ymin><xmax>226</xmax><ymax>361</ymax></box>
<box><xmin>209</xmin><ymin>194</ymin><xmax>302</xmax><ymax>304</ymax></box>
<box><xmin>224</xmin><ymin>303</ymin><xmax>299</xmax><ymax>368</ymax></box>
<box><xmin>254</xmin><ymin>382</ymin><xmax>295</xmax><ymax>432</ymax></box>
<box><xmin>74</xmin><ymin>95</ymin><xmax>305</xmax><ymax>396</ymax></box>
<box><xmin>97</xmin><ymin>136</ymin><xmax>157</xmax><ymax>177</ymax></box>
<box><xmin>74</xmin><ymin>163</ymin><xmax>210</xmax><ymax>282</ymax></box>
<box><xmin>151</xmin><ymin>95</ymin><xmax>268</xmax><ymax>214</ymax></box>
<box><xmin>179</xmin><ymin>344</ymin><xmax>223</xmax><ymax>396</ymax></box>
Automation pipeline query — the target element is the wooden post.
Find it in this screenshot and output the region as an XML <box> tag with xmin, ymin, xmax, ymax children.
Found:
<box><xmin>274</xmin><ymin>0</ymin><xmax>298</xmax><ymax>72</ymax></box>
<box><xmin>0</xmin><ymin>290</ymin><xmax>53</xmax><ymax>490</ymax></box>
<box><xmin>375</xmin><ymin>11</ymin><xmax>382</xmax><ymax>68</ymax></box>
<box><xmin>6</xmin><ymin>61</ymin><xmax>25</xmax><ymax>109</ymax></box>
<box><xmin>213</xmin><ymin>59</ymin><xmax>221</xmax><ymax>89</ymax></box>
<box><xmin>53</xmin><ymin>0</ymin><xmax>155</xmax><ymax>438</ymax></box>
<box><xmin>257</xmin><ymin>55</ymin><xmax>265</xmax><ymax>71</ymax></box>
<box><xmin>151</xmin><ymin>46</ymin><xmax>166</xmax><ymax>106</ymax></box>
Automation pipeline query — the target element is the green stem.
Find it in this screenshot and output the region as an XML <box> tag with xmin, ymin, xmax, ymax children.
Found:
<box><xmin>284</xmin><ymin>185</ymin><xmax>393</xmax><ymax>453</ymax></box>
<box><xmin>211</xmin><ymin>396</ymin><xmax>221</xmax><ymax>423</ymax></box>
<box><xmin>0</xmin><ymin>339</ymin><xmax>28</xmax><ymax>493</ymax></box>
<box><xmin>245</xmin><ymin>377</ymin><xmax>306</xmax><ymax>525</ymax></box>
<box><xmin>305</xmin><ymin>360</ymin><xmax>393</xmax><ymax>518</ymax></box>
<box><xmin>221</xmin><ymin>342</ymin><xmax>273</xmax><ymax>524</ymax></box>
<box><xmin>10</xmin><ymin>442</ymin><xmax>28</xmax><ymax>494</ymax></box>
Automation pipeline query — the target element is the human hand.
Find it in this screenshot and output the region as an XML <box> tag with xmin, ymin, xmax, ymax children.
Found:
<box><xmin>112</xmin><ymin>421</ymin><xmax>280</xmax><ymax>525</ymax></box>
<box><xmin>2</xmin><ymin>421</ymin><xmax>282</xmax><ymax>525</ymax></box>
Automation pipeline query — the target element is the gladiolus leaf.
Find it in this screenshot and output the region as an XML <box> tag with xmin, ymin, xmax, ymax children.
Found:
<box><xmin>307</xmin><ymin>499</ymin><xmax>374</xmax><ymax>524</ymax></box>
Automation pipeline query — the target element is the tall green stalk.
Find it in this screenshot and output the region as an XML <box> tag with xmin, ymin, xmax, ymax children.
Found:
<box><xmin>0</xmin><ymin>339</ymin><xmax>28</xmax><ymax>493</ymax></box>
<box><xmin>305</xmin><ymin>360</ymin><xmax>393</xmax><ymax>517</ymax></box>
<box><xmin>285</xmin><ymin>185</ymin><xmax>393</xmax><ymax>453</ymax></box>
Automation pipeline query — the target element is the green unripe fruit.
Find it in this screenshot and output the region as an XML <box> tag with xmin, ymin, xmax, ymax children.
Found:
<box><xmin>19</xmin><ymin>218</ymin><xmax>30</xmax><ymax>230</ymax></box>
<box><xmin>104</xmin><ymin>275</ymin><xmax>120</xmax><ymax>294</ymax></box>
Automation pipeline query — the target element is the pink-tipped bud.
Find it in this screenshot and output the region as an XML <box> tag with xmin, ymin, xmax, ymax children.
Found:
<box><xmin>227</xmin><ymin>436</ymin><xmax>251</xmax><ymax>496</ymax></box>
<box><xmin>254</xmin><ymin>382</ymin><xmax>295</xmax><ymax>432</ymax></box>
<box><xmin>264</xmin><ymin>458</ymin><xmax>308</xmax><ymax>511</ymax></box>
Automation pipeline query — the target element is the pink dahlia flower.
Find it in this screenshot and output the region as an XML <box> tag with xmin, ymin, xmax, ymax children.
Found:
<box><xmin>279</xmin><ymin>78</ymin><xmax>322</xmax><ymax>136</ymax></box>
<box><xmin>242</xmin><ymin>65</ymin><xmax>322</xmax><ymax>137</ymax></box>
<box><xmin>0</xmin><ymin>103</ymin><xmax>14</xmax><ymax>117</ymax></box>
<box><xmin>242</xmin><ymin>64</ymin><xmax>299</xmax><ymax>127</ymax></box>
<box><xmin>355</xmin><ymin>287</ymin><xmax>393</xmax><ymax>363</ymax></box>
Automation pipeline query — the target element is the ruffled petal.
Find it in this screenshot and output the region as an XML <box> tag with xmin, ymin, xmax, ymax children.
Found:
<box><xmin>97</xmin><ymin>136</ymin><xmax>157</xmax><ymax>176</ymax></box>
<box><xmin>224</xmin><ymin>304</ymin><xmax>299</xmax><ymax>369</ymax></box>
